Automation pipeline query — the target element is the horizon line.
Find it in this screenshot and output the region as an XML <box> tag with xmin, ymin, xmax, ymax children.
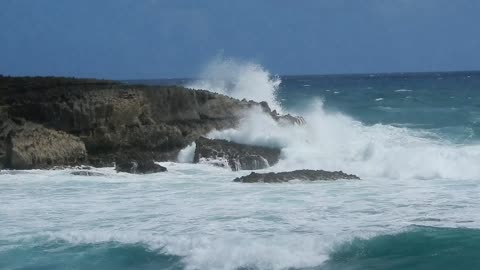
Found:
<box><xmin>2</xmin><ymin>69</ymin><xmax>480</xmax><ymax>82</ymax></box>
<box><xmin>121</xmin><ymin>69</ymin><xmax>480</xmax><ymax>82</ymax></box>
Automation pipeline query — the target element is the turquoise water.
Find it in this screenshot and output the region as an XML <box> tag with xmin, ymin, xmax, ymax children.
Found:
<box><xmin>278</xmin><ymin>72</ymin><xmax>480</xmax><ymax>143</ymax></box>
<box><xmin>3</xmin><ymin>227</ymin><xmax>480</xmax><ymax>270</ymax></box>
<box><xmin>3</xmin><ymin>70</ymin><xmax>480</xmax><ymax>270</ymax></box>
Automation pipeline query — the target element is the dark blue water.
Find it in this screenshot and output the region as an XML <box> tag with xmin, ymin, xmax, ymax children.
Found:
<box><xmin>278</xmin><ymin>72</ymin><xmax>480</xmax><ymax>143</ymax></box>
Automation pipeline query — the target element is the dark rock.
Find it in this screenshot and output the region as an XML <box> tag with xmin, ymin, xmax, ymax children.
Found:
<box><xmin>233</xmin><ymin>169</ymin><xmax>360</xmax><ymax>183</ymax></box>
<box><xmin>71</xmin><ymin>171</ymin><xmax>105</xmax><ymax>176</ymax></box>
<box><xmin>115</xmin><ymin>158</ymin><xmax>167</xmax><ymax>174</ymax></box>
<box><xmin>194</xmin><ymin>137</ymin><xmax>281</xmax><ymax>171</ymax></box>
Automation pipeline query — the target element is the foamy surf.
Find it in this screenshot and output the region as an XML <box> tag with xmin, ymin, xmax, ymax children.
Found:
<box><xmin>2</xmin><ymin>164</ymin><xmax>480</xmax><ymax>270</ymax></box>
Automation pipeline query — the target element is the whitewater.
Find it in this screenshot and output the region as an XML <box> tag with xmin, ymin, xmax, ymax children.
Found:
<box><xmin>2</xmin><ymin>59</ymin><xmax>480</xmax><ymax>270</ymax></box>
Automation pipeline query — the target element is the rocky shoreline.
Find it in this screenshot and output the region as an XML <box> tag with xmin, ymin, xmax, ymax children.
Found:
<box><xmin>0</xmin><ymin>76</ymin><xmax>300</xmax><ymax>169</ymax></box>
<box><xmin>0</xmin><ymin>76</ymin><xmax>359</xmax><ymax>181</ymax></box>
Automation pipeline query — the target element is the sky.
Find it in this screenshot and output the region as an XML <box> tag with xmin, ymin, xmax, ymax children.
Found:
<box><xmin>1</xmin><ymin>0</ymin><xmax>479</xmax><ymax>79</ymax></box>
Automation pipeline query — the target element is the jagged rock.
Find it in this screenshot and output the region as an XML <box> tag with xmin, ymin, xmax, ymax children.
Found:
<box><xmin>194</xmin><ymin>137</ymin><xmax>281</xmax><ymax>171</ymax></box>
<box><xmin>233</xmin><ymin>169</ymin><xmax>360</xmax><ymax>183</ymax></box>
<box><xmin>5</xmin><ymin>122</ymin><xmax>87</xmax><ymax>169</ymax></box>
<box><xmin>115</xmin><ymin>159</ymin><xmax>167</xmax><ymax>174</ymax></box>
<box><xmin>258</xmin><ymin>101</ymin><xmax>306</xmax><ymax>125</ymax></box>
<box><xmin>71</xmin><ymin>171</ymin><xmax>105</xmax><ymax>176</ymax></box>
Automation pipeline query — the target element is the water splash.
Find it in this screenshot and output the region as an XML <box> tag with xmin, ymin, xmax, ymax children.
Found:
<box><xmin>187</xmin><ymin>56</ymin><xmax>283</xmax><ymax>113</ymax></box>
<box><xmin>208</xmin><ymin>99</ymin><xmax>480</xmax><ymax>180</ymax></box>
<box><xmin>177</xmin><ymin>143</ymin><xmax>196</xmax><ymax>163</ymax></box>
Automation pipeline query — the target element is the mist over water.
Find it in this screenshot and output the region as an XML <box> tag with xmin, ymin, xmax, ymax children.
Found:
<box><xmin>3</xmin><ymin>62</ymin><xmax>480</xmax><ymax>270</ymax></box>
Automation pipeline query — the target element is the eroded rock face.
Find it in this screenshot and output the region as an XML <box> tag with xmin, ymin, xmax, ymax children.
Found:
<box><xmin>0</xmin><ymin>77</ymin><xmax>304</xmax><ymax>169</ymax></box>
<box><xmin>5</xmin><ymin>122</ymin><xmax>87</xmax><ymax>169</ymax></box>
<box><xmin>193</xmin><ymin>137</ymin><xmax>281</xmax><ymax>171</ymax></box>
<box><xmin>233</xmin><ymin>170</ymin><xmax>360</xmax><ymax>183</ymax></box>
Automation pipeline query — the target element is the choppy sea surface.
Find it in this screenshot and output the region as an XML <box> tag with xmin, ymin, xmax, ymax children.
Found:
<box><xmin>2</xmin><ymin>64</ymin><xmax>480</xmax><ymax>270</ymax></box>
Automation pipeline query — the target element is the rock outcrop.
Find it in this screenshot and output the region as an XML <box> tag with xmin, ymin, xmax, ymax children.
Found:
<box><xmin>5</xmin><ymin>122</ymin><xmax>87</xmax><ymax>169</ymax></box>
<box><xmin>194</xmin><ymin>137</ymin><xmax>281</xmax><ymax>171</ymax></box>
<box><xmin>258</xmin><ymin>101</ymin><xmax>306</xmax><ymax>125</ymax></box>
<box><xmin>233</xmin><ymin>170</ymin><xmax>360</xmax><ymax>183</ymax></box>
<box><xmin>115</xmin><ymin>155</ymin><xmax>167</xmax><ymax>174</ymax></box>
<box><xmin>0</xmin><ymin>76</ymin><xmax>303</xmax><ymax>169</ymax></box>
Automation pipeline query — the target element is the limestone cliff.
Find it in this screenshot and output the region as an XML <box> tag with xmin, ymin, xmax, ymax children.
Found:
<box><xmin>0</xmin><ymin>76</ymin><xmax>301</xmax><ymax>169</ymax></box>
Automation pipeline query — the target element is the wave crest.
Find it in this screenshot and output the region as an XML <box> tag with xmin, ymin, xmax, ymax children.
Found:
<box><xmin>208</xmin><ymin>97</ymin><xmax>480</xmax><ymax>180</ymax></box>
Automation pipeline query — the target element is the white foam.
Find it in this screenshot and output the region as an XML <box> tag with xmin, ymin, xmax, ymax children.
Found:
<box><xmin>44</xmin><ymin>230</ymin><xmax>331</xmax><ymax>270</ymax></box>
<box><xmin>3</xmin><ymin>162</ymin><xmax>480</xmax><ymax>270</ymax></box>
<box><xmin>208</xmin><ymin>99</ymin><xmax>480</xmax><ymax>180</ymax></box>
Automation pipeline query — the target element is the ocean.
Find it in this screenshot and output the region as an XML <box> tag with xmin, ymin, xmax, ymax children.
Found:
<box><xmin>2</xmin><ymin>61</ymin><xmax>480</xmax><ymax>270</ymax></box>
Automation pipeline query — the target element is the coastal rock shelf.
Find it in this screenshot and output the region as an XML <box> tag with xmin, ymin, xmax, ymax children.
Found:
<box><xmin>0</xmin><ymin>76</ymin><xmax>303</xmax><ymax>170</ymax></box>
<box><xmin>233</xmin><ymin>170</ymin><xmax>360</xmax><ymax>183</ymax></box>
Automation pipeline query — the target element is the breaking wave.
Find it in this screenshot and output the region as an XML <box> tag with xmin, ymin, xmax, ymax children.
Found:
<box><xmin>190</xmin><ymin>60</ymin><xmax>480</xmax><ymax>181</ymax></box>
<box><xmin>3</xmin><ymin>226</ymin><xmax>480</xmax><ymax>270</ymax></box>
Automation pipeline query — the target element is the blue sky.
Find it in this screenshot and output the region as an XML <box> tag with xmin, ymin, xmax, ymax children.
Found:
<box><xmin>1</xmin><ymin>0</ymin><xmax>479</xmax><ymax>79</ymax></box>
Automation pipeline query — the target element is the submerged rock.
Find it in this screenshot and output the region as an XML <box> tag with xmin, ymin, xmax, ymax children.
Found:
<box><xmin>233</xmin><ymin>170</ymin><xmax>360</xmax><ymax>183</ymax></box>
<box><xmin>193</xmin><ymin>137</ymin><xmax>281</xmax><ymax>171</ymax></box>
<box><xmin>115</xmin><ymin>159</ymin><xmax>167</xmax><ymax>174</ymax></box>
<box><xmin>71</xmin><ymin>171</ymin><xmax>105</xmax><ymax>176</ymax></box>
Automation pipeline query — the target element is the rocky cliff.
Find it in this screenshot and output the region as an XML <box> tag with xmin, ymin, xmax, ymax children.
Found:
<box><xmin>0</xmin><ymin>76</ymin><xmax>301</xmax><ymax>169</ymax></box>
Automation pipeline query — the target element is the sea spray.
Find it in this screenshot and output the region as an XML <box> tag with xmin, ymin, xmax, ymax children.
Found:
<box><xmin>187</xmin><ymin>59</ymin><xmax>480</xmax><ymax>180</ymax></box>
<box><xmin>177</xmin><ymin>143</ymin><xmax>196</xmax><ymax>163</ymax></box>
<box><xmin>187</xmin><ymin>56</ymin><xmax>283</xmax><ymax>113</ymax></box>
<box><xmin>207</xmin><ymin>99</ymin><xmax>480</xmax><ymax>180</ymax></box>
